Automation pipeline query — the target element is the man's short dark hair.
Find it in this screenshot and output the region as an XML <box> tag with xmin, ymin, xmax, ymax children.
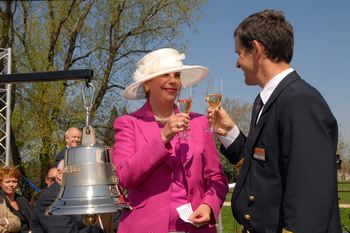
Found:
<box><xmin>234</xmin><ymin>9</ymin><xmax>294</xmax><ymax>63</ymax></box>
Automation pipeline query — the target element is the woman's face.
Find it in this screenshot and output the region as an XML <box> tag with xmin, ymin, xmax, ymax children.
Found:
<box><xmin>1</xmin><ymin>175</ymin><xmax>18</xmax><ymax>196</ymax></box>
<box><xmin>145</xmin><ymin>72</ymin><xmax>181</xmax><ymax>103</ymax></box>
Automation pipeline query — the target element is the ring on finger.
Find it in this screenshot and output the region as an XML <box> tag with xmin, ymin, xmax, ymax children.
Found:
<box><xmin>176</xmin><ymin>122</ymin><xmax>181</xmax><ymax>128</ymax></box>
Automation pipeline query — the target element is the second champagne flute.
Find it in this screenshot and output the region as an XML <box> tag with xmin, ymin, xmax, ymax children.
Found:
<box><xmin>177</xmin><ymin>84</ymin><xmax>192</xmax><ymax>138</ymax></box>
<box><xmin>205</xmin><ymin>77</ymin><xmax>223</xmax><ymax>132</ymax></box>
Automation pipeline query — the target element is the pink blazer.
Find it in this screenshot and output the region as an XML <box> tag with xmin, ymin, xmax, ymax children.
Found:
<box><xmin>113</xmin><ymin>101</ymin><xmax>228</xmax><ymax>233</ymax></box>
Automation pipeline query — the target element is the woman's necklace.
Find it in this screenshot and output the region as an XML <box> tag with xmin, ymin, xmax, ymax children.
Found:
<box><xmin>154</xmin><ymin>111</ymin><xmax>174</xmax><ymax>124</ymax></box>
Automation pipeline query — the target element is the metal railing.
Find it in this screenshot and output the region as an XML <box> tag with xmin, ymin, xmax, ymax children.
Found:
<box><xmin>217</xmin><ymin>183</ymin><xmax>236</xmax><ymax>233</ymax></box>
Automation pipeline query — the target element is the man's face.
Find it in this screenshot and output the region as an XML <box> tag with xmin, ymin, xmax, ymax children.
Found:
<box><xmin>65</xmin><ymin>128</ymin><xmax>82</xmax><ymax>147</ymax></box>
<box><xmin>234</xmin><ymin>36</ymin><xmax>258</xmax><ymax>86</ymax></box>
<box><xmin>45</xmin><ymin>168</ymin><xmax>57</xmax><ymax>187</ymax></box>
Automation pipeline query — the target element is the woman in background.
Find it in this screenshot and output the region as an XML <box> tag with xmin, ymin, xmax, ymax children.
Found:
<box><xmin>0</xmin><ymin>195</ymin><xmax>20</xmax><ymax>233</ymax></box>
<box><xmin>0</xmin><ymin>167</ymin><xmax>32</xmax><ymax>233</ymax></box>
<box><xmin>113</xmin><ymin>48</ymin><xmax>228</xmax><ymax>233</ymax></box>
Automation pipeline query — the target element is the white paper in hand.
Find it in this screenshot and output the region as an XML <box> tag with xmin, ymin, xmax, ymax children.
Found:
<box><xmin>176</xmin><ymin>203</ymin><xmax>193</xmax><ymax>223</ymax></box>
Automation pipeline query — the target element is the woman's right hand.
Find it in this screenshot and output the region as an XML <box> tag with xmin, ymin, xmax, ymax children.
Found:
<box><xmin>161</xmin><ymin>113</ymin><xmax>189</xmax><ymax>143</ymax></box>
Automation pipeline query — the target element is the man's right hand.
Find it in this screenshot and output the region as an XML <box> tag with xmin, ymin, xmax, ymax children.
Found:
<box><xmin>207</xmin><ymin>106</ymin><xmax>235</xmax><ymax>136</ymax></box>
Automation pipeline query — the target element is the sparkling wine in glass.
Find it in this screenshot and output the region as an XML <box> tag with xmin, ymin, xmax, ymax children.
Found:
<box><xmin>205</xmin><ymin>93</ymin><xmax>222</xmax><ymax>110</ymax></box>
<box><xmin>205</xmin><ymin>77</ymin><xmax>223</xmax><ymax>132</ymax></box>
<box><xmin>178</xmin><ymin>99</ymin><xmax>192</xmax><ymax>114</ymax></box>
<box><xmin>177</xmin><ymin>84</ymin><xmax>192</xmax><ymax>138</ymax></box>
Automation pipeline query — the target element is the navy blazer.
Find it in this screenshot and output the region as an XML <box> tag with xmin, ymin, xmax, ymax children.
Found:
<box><xmin>221</xmin><ymin>71</ymin><xmax>341</xmax><ymax>233</ymax></box>
<box><xmin>54</xmin><ymin>148</ymin><xmax>67</xmax><ymax>167</ymax></box>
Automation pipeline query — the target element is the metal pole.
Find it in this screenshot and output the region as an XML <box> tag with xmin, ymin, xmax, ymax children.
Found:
<box><xmin>5</xmin><ymin>48</ymin><xmax>11</xmax><ymax>166</ymax></box>
<box><xmin>218</xmin><ymin>211</ymin><xmax>223</xmax><ymax>233</ymax></box>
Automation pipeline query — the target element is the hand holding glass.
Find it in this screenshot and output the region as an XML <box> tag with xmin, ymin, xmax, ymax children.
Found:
<box><xmin>205</xmin><ymin>78</ymin><xmax>223</xmax><ymax>132</ymax></box>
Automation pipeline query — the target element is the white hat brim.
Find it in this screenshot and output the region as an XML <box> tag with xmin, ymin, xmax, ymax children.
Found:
<box><xmin>123</xmin><ymin>65</ymin><xmax>209</xmax><ymax>100</ymax></box>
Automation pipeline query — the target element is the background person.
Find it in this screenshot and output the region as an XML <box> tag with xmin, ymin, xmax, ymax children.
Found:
<box><xmin>113</xmin><ymin>48</ymin><xmax>228</xmax><ymax>233</ymax></box>
<box><xmin>54</xmin><ymin>127</ymin><xmax>82</xmax><ymax>166</ymax></box>
<box><xmin>0</xmin><ymin>195</ymin><xmax>21</xmax><ymax>233</ymax></box>
<box><xmin>30</xmin><ymin>167</ymin><xmax>57</xmax><ymax>208</ymax></box>
<box><xmin>29</xmin><ymin>190</ymin><xmax>45</xmax><ymax>209</ymax></box>
<box><xmin>0</xmin><ymin>167</ymin><xmax>33</xmax><ymax>233</ymax></box>
<box><xmin>44</xmin><ymin>167</ymin><xmax>57</xmax><ymax>188</ymax></box>
<box><xmin>209</xmin><ymin>9</ymin><xmax>340</xmax><ymax>233</ymax></box>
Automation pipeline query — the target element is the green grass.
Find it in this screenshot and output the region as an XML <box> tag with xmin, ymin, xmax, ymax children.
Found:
<box><xmin>340</xmin><ymin>208</ymin><xmax>350</xmax><ymax>230</ymax></box>
<box><xmin>218</xmin><ymin>206</ymin><xmax>239</xmax><ymax>233</ymax></box>
<box><xmin>339</xmin><ymin>183</ymin><xmax>350</xmax><ymax>204</ymax></box>
<box><xmin>339</xmin><ymin>183</ymin><xmax>350</xmax><ymax>229</ymax></box>
<box><xmin>219</xmin><ymin>184</ymin><xmax>350</xmax><ymax>232</ymax></box>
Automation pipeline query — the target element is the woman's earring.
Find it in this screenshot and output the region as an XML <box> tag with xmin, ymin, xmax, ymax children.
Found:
<box><xmin>144</xmin><ymin>86</ymin><xmax>150</xmax><ymax>93</ymax></box>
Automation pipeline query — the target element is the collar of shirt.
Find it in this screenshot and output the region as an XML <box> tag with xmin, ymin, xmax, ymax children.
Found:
<box><xmin>259</xmin><ymin>68</ymin><xmax>294</xmax><ymax>104</ymax></box>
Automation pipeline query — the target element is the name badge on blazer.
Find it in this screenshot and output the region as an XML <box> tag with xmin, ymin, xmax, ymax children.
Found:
<box><xmin>253</xmin><ymin>147</ymin><xmax>266</xmax><ymax>161</ymax></box>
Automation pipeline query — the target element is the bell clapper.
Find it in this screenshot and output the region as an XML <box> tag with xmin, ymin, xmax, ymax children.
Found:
<box><xmin>83</xmin><ymin>214</ymin><xmax>98</xmax><ymax>226</ymax></box>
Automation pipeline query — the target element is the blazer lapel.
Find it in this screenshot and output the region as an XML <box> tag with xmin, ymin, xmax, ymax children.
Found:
<box><xmin>251</xmin><ymin>71</ymin><xmax>300</xmax><ymax>145</ymax></box>
<box><xmin>261</xmin><ymin>71</ymin><xmax>300</xmax><ymax>116</ymax></box>
<box><xmin>133</xmin><ymin>101</ymin><xmax>190</xmax><ymax>168</ymax></box>
<box><xmin>132</xmin><ymin>101</ymin><xmax>160</xmax><ymax>143</ymax></box>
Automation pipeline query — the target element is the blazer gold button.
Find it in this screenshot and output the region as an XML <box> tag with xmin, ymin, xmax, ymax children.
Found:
<box><xmin>248</xmin><ymin>195</ymin><xmax>256</xmax><ymax>202</ymax></box>
<box><xmin>244</xmin><ymin>214</ymin><xmax>252</xmax><ymax>221</ymax></box>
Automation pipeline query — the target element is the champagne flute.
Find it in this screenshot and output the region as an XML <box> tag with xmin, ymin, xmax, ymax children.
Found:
<box><xmin>177</xmin><ymin>84</ymin><xmax>192</xmax><ymax>138</ymax></box>
<box><xmin>205</xmin><ymin>77</ymin><xmax>223</xmax><ymax>132</ymax></box>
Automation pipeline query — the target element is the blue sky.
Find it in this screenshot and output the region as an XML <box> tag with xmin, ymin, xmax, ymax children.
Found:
<box><xmin>182</xmin><ymin>0</ymin><xmax>350</xmax><ymax>140</ymax></box>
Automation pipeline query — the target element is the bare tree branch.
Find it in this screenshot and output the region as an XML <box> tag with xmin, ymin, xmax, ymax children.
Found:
<box><xmin>47</xmin><ymin>0</ymin><xmax>77</xmax><ymax>68</ymax></box>
<box><xmin>64</xmin><ymin>0</ymin><xmax>95</xmax><ymax>70</ymax></box>
<box><xmin>109</xmin><ymin>83</ymin><xmax>126</xmax><ymax>90</ymax></box>
<box><xmin>71</xmin><ymin>48</ymin><xmax>97</xmax><ymax>64</ymax></box>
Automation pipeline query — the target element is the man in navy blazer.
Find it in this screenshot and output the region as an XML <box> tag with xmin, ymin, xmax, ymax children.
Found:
<box><xmin>209</xmin><ymin>9</ymin><xmax>341</xmax><ymax>233</ymax></box>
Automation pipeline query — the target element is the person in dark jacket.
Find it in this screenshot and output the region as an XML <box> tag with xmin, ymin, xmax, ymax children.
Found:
<box><xmin>209</xmin><ymin>9</ymin><xmax>340</xmax><ymax>233</ymax></box>
<box><xmin>0</xmin><ymin>167</ymin><xmax>32</xmax><ymax>233</ymax></box>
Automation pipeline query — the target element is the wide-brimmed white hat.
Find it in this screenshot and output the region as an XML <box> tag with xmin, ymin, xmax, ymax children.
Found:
<box><xmin>123</xmin><ymin>48</ymin><xmax>209</xmax><ymax>100</ymax></box>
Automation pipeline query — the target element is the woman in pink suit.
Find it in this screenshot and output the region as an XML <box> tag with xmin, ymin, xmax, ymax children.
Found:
<box><xmin>113</xmin><ymin>48</ymin><xmax>228</xmax><ymax>233</ymax></box>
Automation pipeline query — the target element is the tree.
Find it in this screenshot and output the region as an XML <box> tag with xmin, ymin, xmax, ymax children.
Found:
<box><xmin>0</xmin><ymin>0</ymin><xmax>208</xmax><ymax>190</ymax></box>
